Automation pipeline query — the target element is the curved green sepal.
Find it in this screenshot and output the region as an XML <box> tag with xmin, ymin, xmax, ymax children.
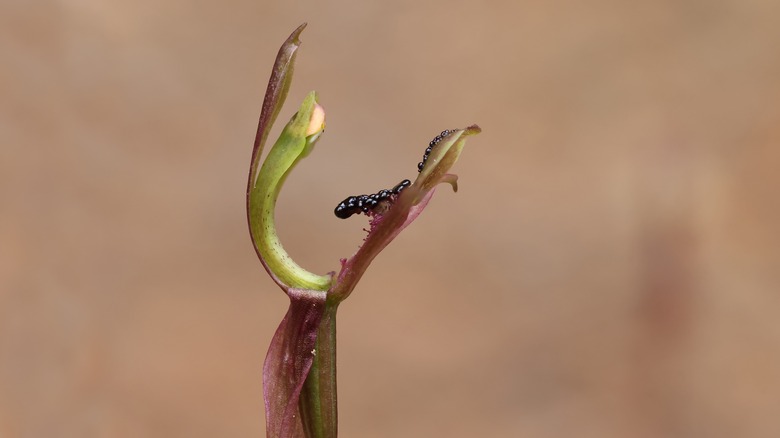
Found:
<box><xmin>249</xmin><ymin>92</ymin><xmax>332</xmax><ymax>291</ymax></box>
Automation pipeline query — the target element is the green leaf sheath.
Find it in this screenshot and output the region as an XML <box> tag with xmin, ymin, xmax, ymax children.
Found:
<box><xmin>249</xmin><ymin>92</ymin><xmax>331</xmax><ymax>291</ymax></box>
<box><xmin>263</xmin><ymin>289</ymin><xmax>328</xmax><ymax>438</ymax></box>
<box><xmin>299</xmin><ymin>302</ymin><xmax>339</xmax><ymax>438</ymax></box>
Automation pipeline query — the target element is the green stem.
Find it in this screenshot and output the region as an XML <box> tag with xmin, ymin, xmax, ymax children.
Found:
<box><xmin>299</xmin><ymin>302</ymin><xmax>339</xmax><ymax>438</ymax></box>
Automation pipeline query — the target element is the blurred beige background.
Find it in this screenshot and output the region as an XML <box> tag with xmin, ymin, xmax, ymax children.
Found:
<box><xmin>2</xmin><ymin>0</ymin><xmax>780</xmax><ymax>437</ymax></box>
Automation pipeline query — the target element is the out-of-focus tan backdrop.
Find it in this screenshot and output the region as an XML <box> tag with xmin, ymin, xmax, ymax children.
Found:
<box><xmin>2</xmin><ymin>0</ymin><xmax>780</xmax><ymax>437</ymax></box>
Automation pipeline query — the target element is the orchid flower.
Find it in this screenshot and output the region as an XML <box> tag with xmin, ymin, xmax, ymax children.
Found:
<box><xmin>246</xmin><ymin>23</ymin><xmax>480</xmax><ymax>438</ymax></box>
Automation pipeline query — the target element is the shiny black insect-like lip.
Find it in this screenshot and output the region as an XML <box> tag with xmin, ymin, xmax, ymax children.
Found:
<box><xmin>334</xmin><ymin>196</ymin><xmax>359</xmax><ymax>219</ymax></box>
<box><xmin>335</xmin><ymin>129</ymin><xmax>450</xmax><ymax>220</ymax></box>
<box><xmin>334</xmin><ymin>178</ymin><xmax>411</xmax><ymax>220</ymax></box>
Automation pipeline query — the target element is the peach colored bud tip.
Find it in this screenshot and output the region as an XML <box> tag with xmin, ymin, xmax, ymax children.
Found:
<box><xmin>306</xmin><ymin>103</ymin><xmax>326</xmax><ymax>136</ymax></box>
